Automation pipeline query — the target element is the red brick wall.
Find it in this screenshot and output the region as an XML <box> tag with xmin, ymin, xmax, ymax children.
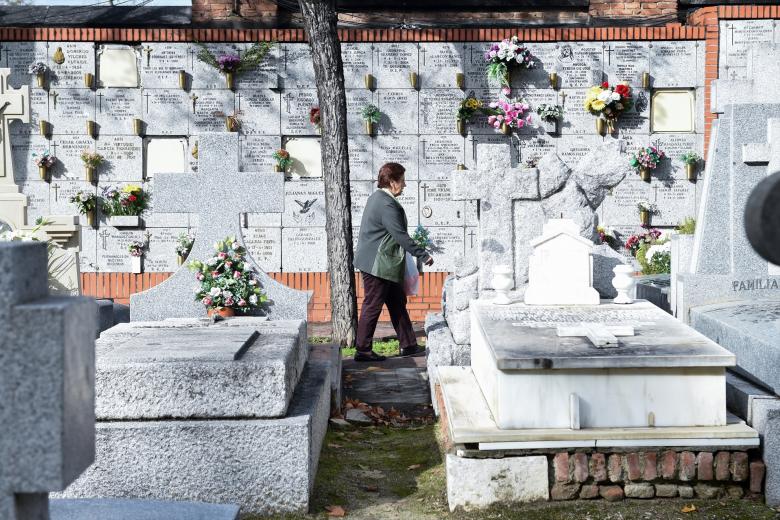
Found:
<box><xmin>589</xmin><ymin>0</ymin><xmax>678</xmax><ymax>18</ymax></box>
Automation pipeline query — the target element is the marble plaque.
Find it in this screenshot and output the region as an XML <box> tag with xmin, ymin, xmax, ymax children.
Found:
<box><xmin>48</xmin><ymin>42</ymin><xmax>95</xmax><ymax>88</ymax></box>
<box><xmin>465</xmin><ymin>226</ymin><xmax>478</xmax><ymax>257</ymax></box>
<box><xmin>373</xmin><ymin>135</ymin><xmax>417</xmax><ymax>181</ymax></box>
<box><xmin>49</xmin><ymin>136</ymin><xmax>96</xmax><ymax>181</ymax></box>
<box><xmin>244</xmin><ymin>211</ymin><xmax>281</xmax><ymax>228</ymax></box>
<box><xmin>282</xmin><ymin>227</ymin><xmax>327</xmax><ymax>272</ymax></box>
<box><xmin>189</xmin><ymin>43</ymin><xmax>241</xmax><ymax>90</ymax></box>
<box><xmin>556</xmin><ymin>134</ymin><xmax>605</xmax><ymax>171</ymax></box>
<box><xmin>96</xmin><ymin>89</ymin><xmax>141</xmax><ymax>135</ymax></box>
<box><xmin>48</xmin><ymin>88</ymin><xmax>95</xmax><ymax>135</ymax></box>
<box><xmin>11</xmin><ymin>134</ymin><xmax>49</xmax><ymax>183</ymax></box>
<box><xmin>1</xmin><ymin>42</ymin><xmax>48</xmax><ymax>89</ymax></box>
<box><xmin>615</xmin><ymin>88</ymin><xmax>650</xmax><ymax>135</ymax></box>
<box><xmin>239</xmin><ymin>134</ymin><xmax>281</xmax><ymax>172</ymax></box>
<box><xmin>419</xmin><ymin>134</ymin><xmax>463</xmax><ymax>181</ymax></box>
<box><xmin>145</xmin><ymin>138</ymin><xmax>188</xmax><ymax>180</ymax></box>
<box><xmin>376</xmin><ymin>89</ymin><xmax>418</xmax><ymax>135</ymax></box>
<box><xmin>79</xmin><ymin>228</ymin><xmax>97</xmax><ymax>272</ymax></box>
<box><xmin>280</xmin><ymin>44</ymin><xmax>316</xmax><ymax>89</ymax></box>
<box><xmin>48</xmin><ymin>179</ymin><xmax>92</xmax><ymax>216</ymax></box>
<box><xmin>95</xmin><ymin>227</ymin><xmax>145</xmax><ymax>272</ymax></box>
<box><xmin>395</xmin><ymin>179</ymin><xmax>419</xmax><ymax>227</ymax></box>
<box><xmin>558</xmin><ymin>89</ymin><xmax>593</xmax><ymax>135</ymax></box>
<box><xmin>418</xmin><ymin>180</ymin><xmax>464</xmax><ymax>227</ymax></box>
<box><xmin>512</xmin><ymin>43</ymin><xmax>559</xmax><ymax>89</ymax></box>
<box><xmin>464</xmin><ymin>133</ymin><xmax>518</xmax><ymax>170</ymax></box>
<box><xmin>342</xmin><ymin>43</ymin><xmax>373</xmax><ymax>89</ymax></box>
<box><xmin>459</xmin><ymin>87</ymin><xmax>495</xmax><ymax>135</ymax></box>
<box><xmin>419</xmin><ymin>43</ymin><xmax>465</xmax><ymax>89</ymax></box>
<box><xmin>143</xmin><ymin>227</ymin><xmax>184</xmax><ymax>272</ymax></box>
<box><xmin>345</xmin><ymin>89</ymin><xmax>375</xmax><ymax>134</ymax></box>
<box><xmin>19</xmin><ymin>181</ymin><xmax>50</xmax><ymax>223</ymax></box>
<box><xmin>719</xmin><ymin>20</ymin><xmax>775</xmax><ymax>80</ymax></box>
<box><xmin>189</xmin><ymin>89</ymin><xmax>235</xmax><ymax>134</ymax></box>
<box><xmin>347</xmin><ymin>134</ymin><xmax>374</xmax><ymax>181</ymax></box>
<box><xmin>463</xmin><ymin>43</ymin><xmax>494</xmax><ymax>90</ymax></box>
<box><xmin>350</xmin><ymin>181</ymin><xmax>374</xmax><ymax>226</ymax></box>
<box><xmin>235</xmin><ymin>89</ymin><xmax>280</xmax><ymax>135</ymax></box>
<box><xmin>517</xmin><ymin>134</ymin><xmax>556</xmax><ymax>165</ymax></box>
<box><xmin>97</xmin><ymin>45</ymin><xmax>139</xmax><ymax>88</ymax></box>
<box><xmin>554</xmin><ymin>43</ymin><xmax>603</xmax><ymax>89</ymax></box>
<box><xmin>139</xmin><ymin>43</ymin><xmax>188</xmax><ymax>89</ymax></box>
<box><xmin>283</xmin><ymin>181</ymin><xmax>326</xmax><ymax>227</ymax></box>
<box><xmin>651</xmin><ymin>90</ymin><xmax>694</xmax><ymax>133</ymax></box>
<box><xmin>424</xmin><ymin>226</ymin><xmax>464</xmax><ymax>272</ymax></box>
<box><xmin>601</xmin><ymin>178</ymin><xmax>696</xmax><ymax>227</ymax></box>
<box><xmin>96</xmin><ymin>136</ymin><xmax>143</xmax><ymax>182</ymax></box>
<box><xmin>515</xmin><ymin>88</ymin><xmax>558</xmax><ymax>135</ymax></box>
<box><xmin>243</xmin><ymin>226</ymin><xmax>282</xmax><ymax>272</ymax></box>
<box><xmin>419</xmin><ymin>88</ymin><xmax>463</xmax><ymax>135</ymax></box>
<box><xmin>141</xmin><ymin>89</ymin><xmax>189</xmax><ymax>135</ymax></box>
<box><xmin>7</xmin><ymin>84</ymin><xmax>47</xmax><ymax>137</ymax></box>
<box><xmin>372</xmin><ymin>43</ymin><xmax>418</xmax><ymax>89</ymax></box>
<box><xmin>284</xmin><ymin>136</ymin><xmax>322</xmax><ymax>178</ymax></box>
<box><xmin>603</xmin><ymin>42</ymin><xmax>649</xmax><ymax>88</ymax></box>
<box><xmin>649</xmin><ymin>133</ymin><xmax>703</xmax><ymax>181</ymax></box>
<box><xmin>465</xmin><ymin>200</ymin><xmax>478</xmax><ymax>226</ymax></box>
<box><xmin>280</xmin><ymin>90</ymin><xmax>319</xmax><ymax>135</ymax></box>
<box><xmin>236</xmin><ymin>43</ymin><xmax>280</xmax><ymax>90</ymax></box>
<box><xmin>649</xmin><ymin>41</ymin><xmax>698</xmax><ymax>88</ymax></box>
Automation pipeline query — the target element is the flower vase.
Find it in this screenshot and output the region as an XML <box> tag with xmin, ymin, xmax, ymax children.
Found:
<box><xmin>596</xmin><ymin>118</ymin><xmax>606</xmax><ymax>136</ymax></box>
<box><xmin>639</xmin><ymin>208</ymin><xmax>650</xmax><ymax>227</ymax></box>
<box><xmin>85</xmin><ymin>166</ymin><xmax>95</xmax><ymax>183</ymax></box>
<box><xmin>456</xmin><ymin>120</ymin><xmax>466</xmax><ymax>136</ymax></box>
<box><xmin>178</xmin><ymin>70</ymin><xmax>187</xmax><ymax>90</ymax></box>
<box><xmin>274</xmin><ymin>164</ymin><xmax>283</xmax><ymax>173</ymax></box>
<box><xmin>542</xmin><ymin>119</ymin><xmax>558</xmax><ymax>135</ymax></box>
<box><xmin>35</xmin><ymin>73</ymin><xmax>45</xmax><ymax>88</ymax></box>
<box><xmin>408</xmin><ymin>71</ymin><xmax>418</xmax><ymax>89</ymax></box>
<box><xmin>686</xmin><ymin>163</ymin><xmax>697</xmax><ymax>182</ymax></box>
<box><xmin>365</xmin><ymin>120</ymin><xmax>374</xmax><ymax>136</ymax></box>
<box><xmin>611</xmin><ymin>264</ymin><xmax>636</xmax><ymax>304</ymax></box>
<box><xmin>207</xmin><ymin>307</ymin><xmax>235</xmax><ymax>318</ymax></box>
<box><xmin>177</xmin><ymin>254</ymin><xmax>186</xmax><ymax>266</ymax></box>
<box><xmin>39</xmin><ymin>120</ymin><xmax>48</xmax><ymax>136</ymax></box>
<box><xmin>130</xmin><ymin>255</ymin><xmax>143</xmax><ymax>274</ymax></box>
<box><xmin>86</xmin><ymin>120</ymin><xmax>96</xmax><ymax>138</ymax></box>
<box><xmin>86</xmin><ymin>210</ymin><xmax>96</xmax><ymax>228</ymax></box>
<box><xmin>225</xmin><ymin>118</ymin><xmax>239</xmax><ymax>132</ymax></box>
<box><xmin>607</xmin><ymin>119</ymin><xmax>616</xmax><ymax>134</ymax></box>
<box><xmin>500</xmin><ymin>122</ymin><xmax>511</xmax><ymax>135</ymax></box>
<box><xmin>39</xmin><ymin>166</ymin><xmax>48</xmax><ymax>181</ymax></box>
<box><xmin>83</xmin><ymin>73</ymin><xmax>94</xmax><ymax>89</ymax></box>
<box><xmin>225</xmin><ymin>72</ymin><xmax>235</xmax><ymax>90</ymax></box>
<box><xmin>491</xmin><ymin>265</ymin><xmax>513</xmax><ymax>305</ymax></box>
<box><xmin>455</xmin><ymin>72</ymin><xmax>465</xmax><ymax>89</ymax></box>
<box><xmin>639</xmin><ymin>166</ymin><xmax>651</xmax><ymax>182</ymax></box>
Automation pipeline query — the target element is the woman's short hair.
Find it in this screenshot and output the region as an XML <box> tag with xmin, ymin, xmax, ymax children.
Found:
<box><xmin>377</xmin><ymin>162</ymin><xmax>405</xmax><ymax>188</ymax></box>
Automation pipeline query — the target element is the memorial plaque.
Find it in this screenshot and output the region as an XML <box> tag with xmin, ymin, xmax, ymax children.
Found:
<box><xmin>236</xmin><ymin>43</ymin><xmax>280</xmax><ymax>90</ymax></box>
<box><xmin>19</xmin><ymin>181</ymin><xmax>50</xmax><ymax>223</ymax></box>
<box><xmin>419</xmin><ymin>134</ymin><xmax>463</xmax><ymax>181</ymax></box>
<box><xmin>515</xmin><ymin>88</ymin><xmax>558</xmax><ymax>135</ymax></box>
<box><xmin>418</xmin><ymin>180</ymin><xmax>464</xmax><ymax>227</ymax></box>
<box><xmin>11</xmin><ymin>135</ymin><xmax>48</xmax><ymax>183</ymax></box>
<box><xmin>342</xmin><ymin>43</ymin><xmax>373</xmax><ymax>89</ymax></box>
<box><xmin>517</xmin><ymin>134</ymin><xmax>556</xmax><ymax>165</ymax></box>
<box><xmin>558</xmin><ymin>89</ymin><xmax>593</xmax><ymax>135</ymax></box>
<box><xmin>395</xmin><ymin>179</ymin><xmax>419</xmax><ymax>227</ymax></box>
<box><xmin>144</xmin><ymin>227</ymin><xmax>184</xmax><ymax>272</ymax></box>
<box><xmin>236</xmin><ymin>89</ymin><xmax>280</xmax><ymax>135</ymax></box>
<box><xmin>419</xmin><ymin>88</ymin><xmax>463</xmax><ymax>135</ymax></box>
<box><xmin>284</xmin><ymin>136</ymin><xmax>322</xmax><ymax>178</ymax></box>
<box><xmin>96</xmin><ymin>135</ymin><xmax>143</xmax><ymax>182</ymax></box>
<box><xmin>419</xmin><ymin>43</ymin><xmax>465</xmax><ymax>89</ymax></box>
<box><xmin>554</xmin><ymin>42</ymin><xmax>603</xmax><ymax>89</ymax></box>
<box><xmin>189</xmin><ymin>89</ymin><xmax>235</xmax><ymax>134</ymax></box>
<box><xmin>283</xmin><ymin>181</ymin><xmax>326</xmax><ymax>227</ymax></box>
<box><xmin>239</xmin><ymin>134</ymin><xmax>281</xmax><ymax>172</ymax></box>
<box><xmin>465</xmin><ymin>226</ymin><xmax>478</xmax><ymax>257</ymax></box>
<box><xmin>603</xmin><ymin>42</ymin><xmax>649</xmax><ymax>88</ymax></box>
<box><xmin>465</xmin><ymin>200</ymin><xmax>477</xmax><ymax>227</ymax></box>
<box><xmin>48</xmin><ymin>42</ymin><xmax>95</xmax><ymax>88</ymax></box>
<box><xmin>649</xmin><ymin>41</ymin><xmax>698</xmax><ymax>88</ymax></box>
<box><xmin>1</xmin><ymin>42</ymin><xmax>48</xmax><ymax>89</ymax></box>
<box><xmin>97</xmin><ymin>45</ymin><xmax>139</xmax><ymax>88</ymax></box>
<box><xmin>10</xmin><ymin>88</ymin><xmax>49</xmax><ymax>137</ymax></box>
<box><xmin>465</xmin><ymin>133</ymin><xmax>518</xmax><ymax>170</ymax></box>
<box><xmin>376</xmin><ymin>89</ymin><xmax>418</xmax><ymax>135</ymax></box>
<box><xmin>280</xmin><ymin>89</ymin><xmax>318</xmax><ymax>135</ymax></box>
<box><xmin>719</xmin><ymin>20</ymin><xmax>775</xmax><ymax>80</ymax></box>
<box><xmin>373</xmin><ymin>135</ymin><xmax>416</xmax><ymax>180</ymax></box>
<box><xmin>243</xmin><ymin>226</ymin><xmax>282</xmax><ymax>272</ymax></box>
<box><xmin>615</xmin><ymin>87</ymin><xmax>650</xmax><ymax>135</ymax></box>
<box><xmin>350</xmin><ymin>181</ymin><xmax>374</xmax><ymax>226</ymax></box>
<box><xmin>96</xmin><ymin>88</ymin><xmax>141</xmax><ymax>135</ymax></box>
<box><xmin>373</xmin><ymin>43</ymin><xmax>418</xmax><ymax>89</ymax></box>
<box><xmin>48</xmin><ymin>88</ymin><xmax>95</xmax><ymax>135</ymax></box>
<box><xmin>601</xmin><ymin>178</ymin><xmax>696</xmax><ymax>227</ymax></box>
<box><xmin>139</xmin><ymin>42</ymin><xmax>188</xmax><ymax>89</ymax></box>
<box><xmin>48</xmin><ymin>179</ymin><xmax>92</xmax><ymax>216</ymax></box>
<box><xmin>281</xmin><ymin>43</ymin><xmax>316</xmax><ymax>89</ymax></box>
<box><xmin>282</xmin><ymin>227</ymin><xmax>327</xmax><ymax>272</ymax></box>
<box><xmin>145</xmin><ymin>137</ymin><xmax>188</xmax><ymax>180</ymax></box>
<box><xmin>95</xmin><ymin>227</ymin><xmax>145</xmax><ymax>272</ymax></box>
<box><xmin>49</xmin><ymin>136</ymin><xmax>97</xmax><ymax>181</ymax></box>
<box><xmin>189</xmin><ymin>43</ymin><xmax>241</xmax><ymax>90</ymax></box>
<box><xmin>648</xmin><ymin>133</ymin><xmax>703</xmax><ymax>181</ymax></box>
<box><xmin>141</xmin><ymin>88</ymin><xmax>189</xmax><ymax>135</ymax></box>
<box><xmin>348</xmin><ymin>134</ymin><xmax>374</xmax><ymax>181</ymax></box>
<box><xmin>462</xmin><ymin>87</ymin><xmax>498</xmax><ymax>135</ymax></box>
<box><xmin>345</xmin><ymin>89</ymin><xmax>374</xmax><ymax>134</ymax></box>
<box><xmin>556</xmin><ymin>134</ymin><xmax>605</xmax><ymax>170</ymax></box>
<box><xmin>422</xmin><ymin>226</ymin><xmax>464</xmax><ymax>272</ymax></box>
<box><xmin>512</xmin><ymin>43</ymin><xmax>559</xmax><ymax>89</ymax></box>
<box><xmin>651</xmin><ymin>90</ymin><xmax>694</xmax><ymax>133</ymax></box>
<box><xmin>79</xmin><ymin>228</ymin><xmax>97</xmax><ymax>272</ymax></box>
<box><xmin>463</xmin><ymin>43</ymin><xmax>497</xmax><ymax>90</ymax></box>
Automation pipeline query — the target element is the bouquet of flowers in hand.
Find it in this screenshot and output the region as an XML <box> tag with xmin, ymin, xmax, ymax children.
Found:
<box><xmin>176</xmin><ymin>232</ymin><xmax>195</xmax><ymax>257</ymax></box>
<box><xmin>457</xmin><ymin>97</ymin><xmax>483</xmax><ymax>123</ymax></box>
<box><xmin>128</xmin><ymin>241</ymin><xmax>145</xmax><ymax>257</ymax></box>
<box><xmin>32</xmin><ymin>151</ymin><xmax>57</xmax><ymax>168</ymax></box>
<box><xmin>189</xmin><ymin>236</ymin><xmax>268</xmax><ymax>312</ymax></box>
<box><xmin>102</xmin><ymin>184</ymin><xmax>148</xmax><ymax>216</ymax></box>
<box><xmin>625</xmin><ymin>228</ymin><xmax>662</xmax><ymax>257</ymax></box>
<box><xmin>310</xmin><ymin>107</ymin><xmax>321</xmax><ymax>132</ymax></box>
<box><xmin>631</xmin><ymin>146</ymin><xmax>665</xmax><ymax>172</ymax></box>
<box><xmin>484</xmin><ymin>98</ymin><xmax>531</xmax><ymax>132</ymax></box>
<box><xmin>597</xmin><ymin>225</ymin><xmax>618</xmax><ymax>249</ymax></box>
<box><xmin>411</xmin><ymin>224</ymin><xmax>432</xmax><ymax>251</ymax></box>
<box><xmin>69</xmin><ymin>191</ymin><xmax>98</xmax><ymax>215</ymax></box>
<box><xmin>584</xmin><ymin>81</ymin><xmax>633</xmax><ymax>121</ymax></box>
<box><xmin>484</xmin><ymin>36</ymin><xmax>535</xmax><ymax>87</ymax></box>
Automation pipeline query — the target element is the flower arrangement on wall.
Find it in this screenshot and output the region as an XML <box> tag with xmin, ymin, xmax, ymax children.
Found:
<box><xmin>196</xmin><ymin>42</ymin><xmax>274</xmax><ymax>89</ymax></box>
<box><xmin>483</xmin><ymin>36</ymin><xmax>535</xmax><ymax>87</ymax></box>
<box><xmin>310</xmin><ymin>107</ymin><xmax>321</xmax><ymax>133</ymax></box>
<box><xmin>272</xmin><ymin>149</ymin><xmax>293</xmax><ymax>173</ymax></box>
<box><xmin>597</xmin><ymin>226</ymin><xmax>618</xmax><ymax>249</ymax></box>
<box><xmin>630</xmin><ymin>146</ymin><xmax>665</xmax><ymax>182</ymax></box>
<box><xmin>101</xmin><ymin>185</ymin><xmax>149</xmax><ymax>217</ymax></box>
<box><xmin>484</xmin><ymin>98</ymin><xmax>531</xmax><ymax>134</ymax></box>
<box><xmin>32</xmin><ymin>151</ymin><xmax>57</xmax><ymax>181</ymax></box>
<box><xmin>584</xmin><ymin>81</ymin><xmax>633</xmax><ymax>134</ymax></box>
<box><xmin>625</xmin><ymin>228</ymin><xmax>662</xmax><ymax>257</ymax></box>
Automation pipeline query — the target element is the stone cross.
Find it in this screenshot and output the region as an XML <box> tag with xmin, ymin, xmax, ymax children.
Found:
<box><xmin>130</xmin><ymin>133</ymin><xmax>309</xmax><ymax>321</ymax></box>
<box><xmin>555</xmin><ymin>323</ymin><xmax>635</xmax><ymax>348</ymax></box>
<box><xmin>0</xmin><ymin>68</ymin><xmax>30</xmax><ymax>183</ymax></box>
<box><xmin>0</xmin><ymin>242</ymin><xmax>96</xmax><ymax>520</ymax></box>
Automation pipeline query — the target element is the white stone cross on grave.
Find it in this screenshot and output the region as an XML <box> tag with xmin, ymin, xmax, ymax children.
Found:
<box><xmin>130</xmin><ymin>133</ymin><xmax>309</xmax><ymax>321</ymax></box>
<box><xmin>555</xmin><ymin>322</ymin><xmax>635</xmax><ymax>348</ymax></box>
<box><xmin>0</xmin><ymin>68</ymin><xmax>30</xmax><ymax>184</ymax></box>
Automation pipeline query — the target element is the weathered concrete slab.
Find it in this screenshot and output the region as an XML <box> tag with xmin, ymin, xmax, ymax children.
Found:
<box><xmin>50</xmin><ymin>499</ymin><xmax>240</xmax><ymax>520</ymax></box>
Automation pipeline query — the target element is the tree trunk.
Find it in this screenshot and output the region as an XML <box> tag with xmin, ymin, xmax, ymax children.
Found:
<box><xmin>298</xmin><ymin>0</ymin><xmax>358</xmax><ymax>347</ymax></box>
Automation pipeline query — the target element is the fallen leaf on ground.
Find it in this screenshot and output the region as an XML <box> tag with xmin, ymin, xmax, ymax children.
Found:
<box><xmin>407</xmin><ymin>464</ymin><xmax>422</xmax><ymax>471</ymax></box>
<box><xmin>362</xmin><ymin>484</ymin><xmax>379</xmax><ymax>492</ymax></box>
<box><xmin>681</xmin><ymin>504</ymin><xmax>697</xmax><ymax>513</ymax></box>
<box><xmin>325</xmin><ymin>505</ymin><xmax>346</xmax><ymax>517</ymax></box>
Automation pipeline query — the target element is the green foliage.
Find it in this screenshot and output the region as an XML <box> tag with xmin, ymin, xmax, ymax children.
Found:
<box><xmin>195</xmin><ymin>41</ymin><xmax>274</xmax><ymax>75</ymax></box>
<box><xmin>680</xmin><ymin>151</ymin><xmax>701</xmax><ymax>165</ymax></box>
<box><xmin>637</xmin><ymin>239</ymin><xmax>671</xmax><ymax>275</ymax></box>
<box><xmin>535</xmin><ymin>103</ymin><xmax>564</xmax><ymax>122</ymax></box>
<box><xmin>486</xmin><ymin>61</ymin><xmax>509</xmax><ymax>87</ymax></box>
<box><xmin>360</xmin><ymin>104</ymin><xmax>381</xmax><ymax>123</ymax></box>
<box><xmin>411</xmin><ymin>224</ymin><xmax>432</xmax><ymax>251</ymax></box>
<box><xmin>677</xmin><ymin>216</ymin><xmax>696</xmax><ymax>235</ymax></box>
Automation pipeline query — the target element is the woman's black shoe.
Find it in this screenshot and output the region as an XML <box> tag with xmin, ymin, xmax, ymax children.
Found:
<box><xmin>400</xmin><ymin>345</ymin><xmax>426</xmax><ymax>357</ymax></box>
<box><xmin>354</xmin><ymin>350</ymin><xmax>387</xmax><ymax>362</ymax></box>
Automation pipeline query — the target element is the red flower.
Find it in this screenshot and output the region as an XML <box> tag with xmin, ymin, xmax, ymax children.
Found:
<box><xmin>614</xmin><ymin>84</ymin><xmax>630</xmax><ymax>97</ymax></box>
<box><xmin>128</xmin><ymin>194</ymin><xmax>137</xmax><ymax>202</ymax></box>
<box><xmin>601</xmin><ymin>81</ymin><xmax>609</xmax><ymax>89</ymax></box>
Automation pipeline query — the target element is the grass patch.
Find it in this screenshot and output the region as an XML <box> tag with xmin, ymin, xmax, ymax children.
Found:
<box><xmin>309</xmin><ymin>335</ymin><xmax>426</xmax><ymax>359</ymax></box>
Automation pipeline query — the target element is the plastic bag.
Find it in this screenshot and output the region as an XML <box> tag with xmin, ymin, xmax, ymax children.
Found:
<box><xmin>403</xmin><ymin>252</ymin><xmax>419</xmax><ymax>296</ymax></box>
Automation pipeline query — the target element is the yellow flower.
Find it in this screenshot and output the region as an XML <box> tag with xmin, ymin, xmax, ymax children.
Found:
<box><xmin>123</xmin><ymin>184</ymin><xmax>142</xmax><ymax>194</ymax></box>
<box><xmin>464</xmin><ymin>98</ymin><xmax>482</xmax><ymax>109</ymax></box>
<box><xmin>591</xmin><ymin>100</ymin><xmax>606</xmax><ymax>111</ymax></box>
<box><xmin>587</xmin><ymin>86</ymin><xmax>603</xmax><ymax>98</ymax></box>
<box><xmin>583</xmin><ymin>99</ymin><xmax>592</xmax><ymax>110</ymax></box>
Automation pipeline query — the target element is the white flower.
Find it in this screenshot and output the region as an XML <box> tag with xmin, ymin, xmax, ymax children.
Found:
<box><xmin>249</xmin><ymin>294</ymin><xmax>258</xmax><ymax>305</ymax></box>
<box><xmin>597</xmin><ymin>90</ymin><xmax>613</xmax><ymax>102</ymax></box>
<box><xmin>645</xmin><ymin>242</ymin><xmax>671</xmax><ymax>262</ymax></box>
<box><xmin>248</xmin><ymin>279</ymin><xmax>257</xmax><ymax>286</ymax></box>
<box><xmin>193</xmin><ymin>286</ymin><xmax>201</xmax><ymax>294</ymax></box>
<box><xmin>231</xmin><ymin>242</ymin><xmax>240</xmax><ymax>250</ymax></box>
<box><xmin>209</xmin><ymin>287</ymin><xmax>221</xmax><ymax>296</ymax></box>
<box><xmin>610</xmin><ymin>92</ymin><xmax>621</xmax><ymax>102</ymax></box>
<box><xmin>222</xmin><ymin>290</ymin><xmax>233</xmax><ymax>299</ymax></box>
<box><xmin>206</xmin><ymin>257</ymin><xmax>218</xmax><ymax>266</ymax></box>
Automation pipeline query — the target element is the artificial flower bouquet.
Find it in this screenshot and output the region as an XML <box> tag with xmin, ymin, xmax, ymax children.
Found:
<box><xmin>272</xmin><ymin>149</ymin><xmax>292</xmax><ymax>172</ymax></box>
<box><xmin>484</xmin><ymin>98</ymin><xmax>531</xmax><ymax>133</ymax></box>
<box><xmin>101</xmin><ymin>184</ymin><xmax>148</xmax><ymax>217</ymax></box>
<box><xmin>128</xmin><ymin>241</ymin><xmax>145</xmax><ymax>257</ymax></box>
<box><xmin>33</xmin><ymin>151</ymin><xmax>57</xmax><ymax>169</ymax></box>
<box><xmin>484</xmin><ymin>36</ymin><xmax>535</xmax><ymax>87</ymax></box>
<box><xmin>584</xmin><ymin>81</ymin><xmax>633</xmax><ymax>130</ymax></box>
<box><xmin>624</xmin><ymin>228</ymin><xmax>662</xmax><ymax>257</ymax></box>
<box><xmin>176</xmin><ymin>232</ymin><xmax>195</xmax><ymax>257</ymax></box>
<box><xmin>456</xmin><ymin>97</ymin><xmax>483</xmax><ymax>123</ymax></box>
<box><xmin>69</xmin><ymin>190</ymin><xmax>98</xmax><ymax>215</ymax></box>
<box><xmin>411</xmin><ymin>224</ymin><xmax>432</xmax><ymax>251</ymax></box>
<box><xmin>631</xmin><ymin>146</ymin><xmax>665</xmax><ymax>172</ymax></box>
<box><xmin>597</xmin><ymin>225</ymin><xmax>618</xmax><ymax>249</ymax></box>
<box><xmin>310</xmin><ymin>107</ymin><xmax>321</xmax><ymax>132</ymax></box>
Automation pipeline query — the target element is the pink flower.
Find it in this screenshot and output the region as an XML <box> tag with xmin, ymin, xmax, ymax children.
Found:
<box><xmin>225</xmin><ymin>261</ymin><xmax>232</xmax><ymax>268</ymax></box>
<box><xmin>218</xmin><ymin>252</ymin><xmax>227</xmax><ymax>260</ymax></box>
<box><xmin>238</xmin><ymin>299</ymin><xmax>247</xmax><ymax>307</ymax></box>
<box><xmin>233</xmin><ymin>270</ymin><xmax>241</xmax><ymax>279</ymax></box>
<box><xmin>202</xmin><ymin>297</ymin><xmax>212</xmax><ymax>306</ymax></box>
<box><xmin>225</xmin><ymin>297</ymin><xmax>234</xmax><ymax>307</ymax></box>
<box><xmin>211</xmin><ymin>270</ymin><xmax>220</xmax><ymax>278</ymax></box>
<box><xmin>501</xmin><ymin>86</ymin><xmax>511</xmax><ymax>96</ymax></box>
<box><xmin>196</xmin><ymin>273</ymin><xmax>204</xmax><ymax>281</ymax></box>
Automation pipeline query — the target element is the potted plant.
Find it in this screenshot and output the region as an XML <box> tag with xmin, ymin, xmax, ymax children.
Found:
<box><xmin>32</xmin><ymin>151</ymin><xmax>57</xmax><ymax>181</ymax></box>
<box><xmin>597</xmin><ymin>225</ymin><xmax>618</xmax><ymax>250</ymax></box>
<box><xmin>212</xmin><ymin>109</ymin><xmax>242</xmax><ymax>132</ymax></box>
<box><xmin>584</xmin><ymin>81</ymin><xmax>633</xmax><ymax>135</ymax></box>
<box><xmin>80</xmin><ymin>150</ymin><xmax>104</xmax><ymax>183</ymax></box>
<box><xmin>361</xmin><ymin>104</ymin><xmax>381</xmax><ymax>136</ymax></box>
<box><xmin>483</xmin><ymin>36</ymin><xmax>535</xmax><ymax>87</ymax></box>
<box><xmin>456</xmin><ymin>97</ymin><xmax>482</xmax><ymax>136</ymax></box>
<box><xmin>680</xmin><ymin>151</ymin><xmax>701</xmax><ymax>182</ymax></box>
<box><xmin>69</xmin><ymin>190</ymin><xmax>98</xmax><ymax>227</ymax></box>
<box><xmin>535</xmin><ymin>103</ymin><xmax>564</xmax><ymax>135</ymax></box>
<box><xmin>196</xmin><ymin>42</ymin><xmax>274</xmax><ymax>90</ymax></box>
<box><xmin>175</xmin><ymin>232</ymin><xmax>195</xmax><ymax>266</ymax></box>
<box><xmin>411</xmin><ymin>224</ymin><xmax>432</xmax><ymax>273</ymax></box>
<box><xmin>128</xmin><ymin>240</ymin><xmax>145</xmax><ymax>274</ymax></box>
<box><xmin>188</xmin><ymin>236</ymin><xmax>268</xmax><ymax>318</ymax></box>
<box><xmin>310</xmin><ymin>107</ymin><xmax>321</xmax><ymax>134</ymax></box>
<box><xmin>28</xmin><ymin>62</ymin><xmax>48</xmax><ymax>88</ymax></box>
<box><xmin>484</xmin><ymin>98</ymin><xmax>531</xmax><ymax>135</ymax></box>
<box><xmin>272</xmin><ymin>149</ymin><xmax>293</xmax><ymax>173</ymax></box>
<box><xmin>630</xmin><ymin>146</ymin><xmax>665</xmax><ymax>182</ymax></box>
<box><xmin>636</xmin><ymin>200</ymin><xmax>657</xmax><ymax>227</ymax></box>
<box><xmin>102</xmin><ymin>184</ymin><xmax>148</xmax><ymax>226</ymax></box>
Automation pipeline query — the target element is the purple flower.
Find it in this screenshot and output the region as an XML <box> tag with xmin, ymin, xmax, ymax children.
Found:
<box><xmin>217</xmin><ymin>54</ymin><xmax>241</xmax><ymax>73</ymax></box>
